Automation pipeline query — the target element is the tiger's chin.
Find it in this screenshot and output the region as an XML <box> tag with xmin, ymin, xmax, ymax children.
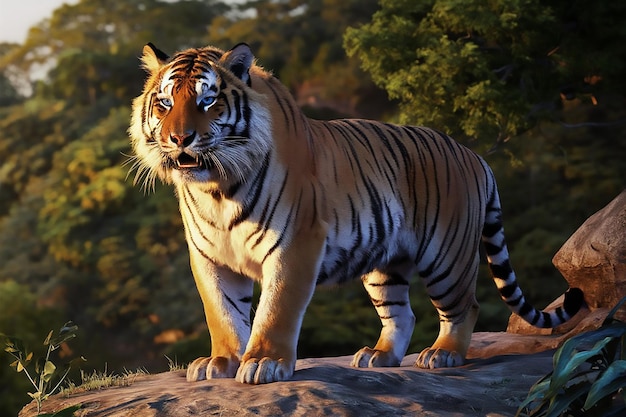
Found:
<box><xmin>171</xmin><ymin>165</ymin><xmax>218</xmax><ymax>184</ymax></box>
<box><xmin>169</xmin><ymin>163</ymin><xmax>241</xmax><ymax>192</ymax></box>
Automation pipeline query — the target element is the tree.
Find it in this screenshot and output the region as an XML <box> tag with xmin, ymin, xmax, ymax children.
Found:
<box><xmin>209</xmin><ymin>0</ymin><xmax>383</xmax><ymax>117</ymax></box>
<box><xmin>0</xmin><ymin>43</ymin><xmax>23</xmax><ymax>106</ymax></box>
<box><xmin>344</xmin><ymin>0</ymin><xmax>626</xmax><ymax>148</ymax></box>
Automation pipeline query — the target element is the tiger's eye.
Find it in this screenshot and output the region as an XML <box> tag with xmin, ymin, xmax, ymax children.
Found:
<box><xmin>199</xmin><ymin>96</ymin><xmax>216</xmax><ymax>110</ymax></box>
<box><xmin>159</xmin><ymin>97</ymin><xmax>173</xmax><ymax>108</ymax></box>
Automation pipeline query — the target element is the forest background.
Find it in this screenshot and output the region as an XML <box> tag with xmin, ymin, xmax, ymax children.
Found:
<box><xmin>0</xmin><ymin>0</ymin><xmax>625</xmax><ymax>414</ymax></box>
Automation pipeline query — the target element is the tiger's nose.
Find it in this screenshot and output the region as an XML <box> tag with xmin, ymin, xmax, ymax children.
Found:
<box><xmin>170</xmin><ymin>131</ymin><xmax>196</xmax><ymax>147</ymax></box>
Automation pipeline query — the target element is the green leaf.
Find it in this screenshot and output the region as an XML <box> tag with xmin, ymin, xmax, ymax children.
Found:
<box><xmin>603</xmin><ymin>295</ymin><xmax>626</xmax><ymax>325</ymax></box>
<box><xmin>584</xmin><ymin>360</ymin><xmax>626</xmax><ymax>410</ymax></box>
<box><xmin>50</xmin><ymin>322</ymin><xmax>79</xmax><ymax>348</ymax></box>
<box><xmin>550</xmin><ymin>337</ymin><xmax>612</xmax><ymax>394</ymax></box>
<box><xmin>551</xmin><ymin>323</ymin><xmax>626</xmax><ymax>376</ymax></box>
<box><xmin>36</xmin><ymin>357</ymin><xmax>46</xmax><ymax>374</ymax></box>
<box><xmin>42</xmin><ymin>360</ymin><xmax>57</xmax><ymax>382</ymax></box>
<box><xmin>3</xmin><ymin>335</ymin><xmax>27</xmax><ymax>354</ymax></box>
<box><xmin>543</xmin><ymin>381</ymin><xmax>594</xmax><ymax>417</ymax></box>
<box><xmin>43</xmin><ymin>330</ymin><xmax>54</xmax><ymax>346</ymax></box>
<box><xmin>516</xmin><ymin>377</ymin><xmax>552</xmax><ymax>415</ymax></box>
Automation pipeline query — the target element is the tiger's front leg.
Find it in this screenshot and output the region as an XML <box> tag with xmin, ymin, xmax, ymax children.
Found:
<box><xmin>186</xmin><ymin>253</ymin><xmax>253</xmax><ymax>382</ymax></box>
<box><xmin>236</xmin><ymin>227</ymin><xmax>326</xmax><ymax>384</ymax></box>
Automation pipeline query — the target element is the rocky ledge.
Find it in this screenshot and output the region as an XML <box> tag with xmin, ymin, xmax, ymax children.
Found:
<box><xmin>20</xmin><ymin>325</ymin><xmax>611</xmax><ymax>417</ymax></box>
<box><xmin>17</xmin><ymin>336</ymin><xmax>552</xmax><ymax>417</ymax></box>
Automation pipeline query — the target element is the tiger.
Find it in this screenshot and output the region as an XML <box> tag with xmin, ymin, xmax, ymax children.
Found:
<box><xmin>129</xmin><ymin>42</ymin><xmax>584</xmax><ymax>385</ymax></box>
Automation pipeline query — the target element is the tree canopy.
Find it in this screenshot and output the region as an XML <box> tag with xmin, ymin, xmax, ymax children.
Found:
<box><xmin>345</xmin><ymin>0</ymin><xmax>626</xmax><ymax>148</ymax></box>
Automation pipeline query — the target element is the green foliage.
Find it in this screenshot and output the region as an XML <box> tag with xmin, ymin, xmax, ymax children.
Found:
<box><xmin>345</xmin><ymin>0</ymin><xmax>626</xmax><ymax>147</ymax></box>
<box><xmin>1</xmin><ymin>322</ymin><xmax>84</xmax><ymax>415</ymax></box>
<box><xmin>0</xmin><ymin>281</ymin><xmax>67</xmax><ymax>414</ymax></box>
<box><xmin>517</xmin><ymin>297</ymin><xmax>626</xmax><ymax>416</ymax></box>
<box><xmin>210</xmin><ymin>0</ymin><xmax>383</xmax><ymax>117</ymax></box>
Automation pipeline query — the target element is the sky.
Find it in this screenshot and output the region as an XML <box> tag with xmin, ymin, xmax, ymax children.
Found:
<box><xmin>0</xmin><ymin>0</ymin><xmax>246</xmax><ymax>44</ymax></box>
<box><xmin>0</xmin><ymin>0</ymin><xmax>79</xmax><ymax>44</ymax></box>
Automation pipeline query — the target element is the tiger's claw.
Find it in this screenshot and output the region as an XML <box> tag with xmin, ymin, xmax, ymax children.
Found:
<box><xmin>236</xmin><ymin>357</ymin><xmax>294</xmax><ymax>384</ymax></box>
<box><xmin>351</xmin><ymin>346</ymin><xmax>402</xmax><ymax>368</ymax></box>
<box><xmin>415</xmin><ymin>347</ymin><xmax>465</xmax><ymax>369</ymax></box>
<box><xmin>186</xmin><ymin>356</ymin><xmax>238</xmax><ymax>381</ymax></box>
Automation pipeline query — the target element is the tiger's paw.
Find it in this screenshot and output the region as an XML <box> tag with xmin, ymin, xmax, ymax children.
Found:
<box><xmin>235</xmin><ymin>357</ymin><xmax>294</xmax><ymax>384</ymax></box>
<box><xmin>415</xmin><ymin>347</ymin><xmax>465</xmax><ymax>369</ymax></box>
<box><xmin>186</xmin><ymin>356</ymin><xmax>238</xmax><ymax>381</ymax></box>
<box><xmin>351</xmin><ymin>346</ymin><xmax>402</xmax><ymax>368</ymax></box>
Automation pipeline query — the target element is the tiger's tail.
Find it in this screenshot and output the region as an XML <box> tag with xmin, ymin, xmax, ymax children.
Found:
<box><xmin>481</xmin><ymin>185</ymin><xmax>584</xmax><ymax>328</ymax></box>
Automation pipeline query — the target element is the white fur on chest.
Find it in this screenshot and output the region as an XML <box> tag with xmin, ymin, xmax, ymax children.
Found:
<box><xmin>177</xmin><ymin>183</ymin><xmax>287</xmax><ymax>280</ymax></box>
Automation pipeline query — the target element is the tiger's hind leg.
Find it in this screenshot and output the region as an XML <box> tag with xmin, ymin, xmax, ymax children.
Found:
<box><xmin>415</xmin><ymin>252</ymin><xmax>480</xmax><ymax>369</ymax></box>
<box><xmin>352</xmin><ymin>262</ymin><xmax>416</xmax><ymax>368</ymax></box>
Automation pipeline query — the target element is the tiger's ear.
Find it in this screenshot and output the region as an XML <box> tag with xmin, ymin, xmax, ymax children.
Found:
<box><xmin>221</xmin><ymin>43</ymin><xmax>254</xmax><ymax>85</ymax></box>
<box><xmin>141</xmin><ymin>43</ymin><xmax>169</xmax><ymax>73</ymax></box>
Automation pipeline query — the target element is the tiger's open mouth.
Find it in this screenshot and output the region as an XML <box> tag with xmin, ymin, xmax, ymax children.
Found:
<box><xmin>175</xmin><ymin>152</ymin><xmax>209</xmax><ymax>170</ymax></box>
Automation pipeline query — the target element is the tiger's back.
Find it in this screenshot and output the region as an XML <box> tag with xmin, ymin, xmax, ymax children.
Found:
<box><xmin>130</xmin><ymin>42</ymin><xmax>584</xmax><ymax>384</ymax></box>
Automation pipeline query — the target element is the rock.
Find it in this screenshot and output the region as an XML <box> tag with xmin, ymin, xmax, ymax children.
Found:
<box><xmin>508</xmin><ymin>190</ymin><xmax>626</xmax><ymax>334</ymax></box>
<box><xmin>21</xmin><ymin>333</ymin><xmax>559</xmax><ymax>417</ymax></box>
<box><xmin>552</xmin><ymin>190</ymin><xmax>626</xmax><ymax>310</ymax></box>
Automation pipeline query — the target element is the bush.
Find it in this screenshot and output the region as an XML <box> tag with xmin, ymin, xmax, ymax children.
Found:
<box><xmin>517</xmin><ymin>297</ymin><xmax>626</xmax><ymax>416</ymax></box>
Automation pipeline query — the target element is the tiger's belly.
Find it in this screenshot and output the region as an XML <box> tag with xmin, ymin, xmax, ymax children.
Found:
<box><xmin>316</xmin><ymin>227</ymin><xmax>418</xmax><ymax>285</ymax></box>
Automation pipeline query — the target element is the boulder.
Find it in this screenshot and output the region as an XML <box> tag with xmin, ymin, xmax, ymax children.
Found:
<box><xmin>508</xmin><ymin>190</ymin><xmax>626</xmax><ymax>334</ymax></box>
<box><xmin>552</xmin><ymin>190</ymin><xmax>626</xmax><ymax>310</ymax></box>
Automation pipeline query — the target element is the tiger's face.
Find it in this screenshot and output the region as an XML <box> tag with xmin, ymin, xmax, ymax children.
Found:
<box><xmin>129</xmin><ymin>43</ymin><xmax>271</xmax><ymax>189</ymax></box>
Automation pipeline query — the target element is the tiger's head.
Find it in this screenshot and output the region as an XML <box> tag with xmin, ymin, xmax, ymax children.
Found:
<box><xmin>129</xmin><ymin>43</ymin><xmax>272</xmax><ymax>190</ymax></box>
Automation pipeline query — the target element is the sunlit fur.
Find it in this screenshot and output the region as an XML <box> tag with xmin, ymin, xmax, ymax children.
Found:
<box><xmin>129</xmin><ymin>43</ymin><xmax>584</xmax><ymax>384</ymax></box>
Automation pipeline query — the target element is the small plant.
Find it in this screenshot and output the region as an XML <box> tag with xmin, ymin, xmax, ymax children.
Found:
<box><xmin>165</xmin><ymin>354</ymin><xmax>186</xmax><ymax>372</ymax></box>
<box><xmin>1</xmin><ymin>321</ymin><xmax>85</xmax><ymax>415</ymax></box>
<box><xmin>516</xmin><ymin>296</ymin><xmax>626</xmax><ymax>417</ymax></box>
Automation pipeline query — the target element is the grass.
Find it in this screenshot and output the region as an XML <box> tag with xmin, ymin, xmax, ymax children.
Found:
<box><xmin>165</xmin><ymin>355</ymin><xmax>187</xmax><ymax>372</ymax></box>
<box><xmin>62</xmin><ymin>366</ymin><xmax>149</xmax><ymax>396</ymax></box>
<box><xmin>62</xmin><ymin>354</ymin><xmax>184</xmax><ymax>397</ymax></box>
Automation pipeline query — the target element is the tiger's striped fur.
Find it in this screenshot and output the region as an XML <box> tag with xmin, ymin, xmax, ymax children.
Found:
<box><xmin>129</xmin><ymin>43</ymin><xmax>584</xmax><ymax>384</ymax></box>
